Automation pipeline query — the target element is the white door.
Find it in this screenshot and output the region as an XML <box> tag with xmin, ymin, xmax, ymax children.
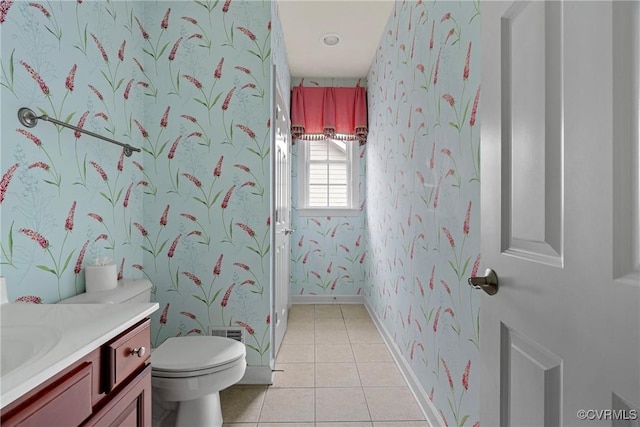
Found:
<box><xmin>479</xmin><ymin>2</ymin><xmax>640</xmax><ymax>426</ymax></box>
<box><xmin>272</xmin><ymin>82</ymin><xmax>291</xmax><ymax>361</ymax></box>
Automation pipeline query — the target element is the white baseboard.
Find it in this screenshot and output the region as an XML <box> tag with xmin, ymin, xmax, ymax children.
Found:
<box><xmin>364</xmin><ymin>302</ymin><xmax>445</xmax><ymax>427</ymax></box>
<box><xmin>291</xmin><ymin>294</ymin><xmax>365</xmax><ymax>304</ymax></box>
<box><xmin>237</xmin><ymin>365</ymin><xmax>273</xmax><ymax>385</ymax></box>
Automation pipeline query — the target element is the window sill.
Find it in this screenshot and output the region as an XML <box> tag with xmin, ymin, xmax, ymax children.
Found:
<box><xmin>296</xmin><ymin>208</ymin><xmax>362</xmax><ymax>217</ymax></box>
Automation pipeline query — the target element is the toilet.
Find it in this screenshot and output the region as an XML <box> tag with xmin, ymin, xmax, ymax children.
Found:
<box><xmin>59</xmin><ymin>279</ymin><xmax>246</xmax><ymax>427</ymax></box>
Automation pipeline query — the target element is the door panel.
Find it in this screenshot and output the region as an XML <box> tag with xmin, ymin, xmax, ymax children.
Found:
<box><xmin>481</xmin><ymin>2</ymin><xmax>640</xmax><ymax>426</ymax></box>
<box><xmin>501</xmin><ymin>323</ymin><xmax>562</xmax><ymax>427</ymax></box>
<box><xmin>501</xmin><ymin>1</ymin><xmax>563</xmax><ymax>264</ymax></box>
<box><xmin>612</xmin><ymin>0</ymin><xmax>640</xmax><ymax>285</ymax></box>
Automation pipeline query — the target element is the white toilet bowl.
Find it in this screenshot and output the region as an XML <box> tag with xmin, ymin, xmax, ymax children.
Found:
<box><xmin>151</xmin><ymin>335</ymin><xmax>246</xmax><ymax>427</ymax></box>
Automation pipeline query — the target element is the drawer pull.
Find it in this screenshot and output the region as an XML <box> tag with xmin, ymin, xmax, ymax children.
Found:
<box><xmin>130</xmin><ymin>346</ymin><xmax>146</xmax><ymax>358</ymax></box>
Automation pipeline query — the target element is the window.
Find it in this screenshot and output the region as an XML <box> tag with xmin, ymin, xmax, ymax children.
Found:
<box><xmin>297</xmin><ymin>138</ymin><xmax>360</xmax><ymax>216</ymax></box>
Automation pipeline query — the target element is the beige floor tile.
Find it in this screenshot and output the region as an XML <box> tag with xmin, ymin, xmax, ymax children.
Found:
<box><xmin>317</xmin><ymin>423</ymin><xmax>373</xmax><ymax>427</ymax></box>
<box><xmin>286</xmin><ymin>317</ymin><xmax>315</xmax><ymax>328</ymax></box>
<box><xmin>290</xmin><ymin>304</ymin><xmax>316</xmax><ymax>312</ymax></box>
<box><xmin>315</xmin><ymin>317</ymin><xmax>347</xmax><ymax>331</ymax></box>
<box><xmin>222</xmin><ymin>423</ymin><xmax>256</xmax><ymax>427</ymax></box>
<box><xmin>276</xmin><ymin>344</ymin><xmax>315</xmax><ymax>363</ymax></box>
<box><xmin>351</xmin><ymin>344</ymin><xmax>393</xmax><ymax>363</ymax></box>
<box><xmin>286</xmin><ymin>322</ymin><xmax>315</xmax><ymax>333</ymax></box>
<box><xmin>340</xmin><ymin>304</ymin><xmax>370</xmax><ymax>318</ymax></box>
<box><xmin>259</xmin><ymin>423</ymin><xmax>314</xmax><ymax>427</ymax></box>
<box><xmin>315</xmin><ymin>344</ymin><xmax>355</xmax><ymax>363</ymax></box>
<box><xmin>289</xmin><ymin>305</ymin><xmax>315</xmax><ymax>318</ymax></box>
<box><xmin>289</xmin><ymin>304</ymin><xmax>316</xmax><ymax>313</ymax></box>
<box><xmin>315</xmin><ymin>388</ymin><xmax>371</xmax><ymax>422</ymax></box>
<box><xmin>347</xmin><ymin>329</ymin><xmax>384</xmax><ymax>344</ymax></box>
<box><xmin>345</xmin><ymin>322</ymin><xmax>378</xmax><ymax>333</ymax></box>
<box><xmin>315</xmin><ymin>363</ymin><xmax>361</xmax><ymax>387</ymax></box>
<box><xmin>220</xmin><ymin>385</ymin><xmax>267</xmax><ymax>423</ymax></box>
<box><xmin>344</xmin><ymin>317</ymin><xmax>375</xmax><ymax>328</ymax></box>
<box><xmin>315</xmin><ymin>328</ymin><xmax>351</xmax><ymax>344</ymax></box>
<box><xmin>357</xmin><ymin>363</ymin><xmax>406</xmax><ymax>387</ymax></box>
<box><xmin>259</xmin><ymin>388</ymin><xmax>315</xmax><ymax>423</ymax></box>
<box><xmin>282</xmin><ymin>328</ymin><xmax>314</xmax><ymax>345</ymax></box>
<box><xmin>273</xmin><ymin>363</ymin><xmax>315</xmax><ymax>388</ymax></box>
<box><xmin>372</xmin><ymin>422</ymin><xmax>430</xmax><ymax>427</ymax></box>
<box><xmin>363</xmin><ymin>387</ymin><xmax>425</xmax><ymax>421</ymax></box>
<box><xmin>315</xmin><ymin>304</ymin><xmax>344</xmax><ymax>317</ymax></box>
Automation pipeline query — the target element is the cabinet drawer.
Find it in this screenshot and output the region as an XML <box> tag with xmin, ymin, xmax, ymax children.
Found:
<box><xmin>104</xmin><ymin>319</ymin><xmax>150</xmax><ymax>392</ymax></box>
<box><xmin>1</xmin><ymin>362</ymin><xmax>92</xmax><ymax>427</ymax></box>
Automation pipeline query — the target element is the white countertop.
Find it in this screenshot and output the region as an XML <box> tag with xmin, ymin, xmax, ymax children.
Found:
<box><xmin>0</xmin><ymin>302</ymin><xmax>159</xmax><ymax>408</ymax></box>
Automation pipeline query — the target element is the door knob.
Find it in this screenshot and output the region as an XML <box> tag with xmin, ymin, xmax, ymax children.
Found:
<box><xmin>284</xmin><ymin>228</ymin><xmax>295</xmax><ymax>235</ymax></box>
<box><xmin>468</xmin><ymin>268</ymin><xmax>499</xmax><ymax>295</ymax></box>
<box><xmin>130</xmin><ymin>346</ymin><xmax>146</xmax><ymax>357</ymax></box>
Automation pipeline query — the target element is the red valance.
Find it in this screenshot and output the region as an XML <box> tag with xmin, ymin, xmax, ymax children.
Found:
<box><xmin>291</xmin><ymin>86</ymin><xmax>368</xmax><ymax>145</ymax></box>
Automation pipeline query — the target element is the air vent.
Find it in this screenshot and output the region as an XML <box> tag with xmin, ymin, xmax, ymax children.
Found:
<box><xmin>208</xmin><ymin>326</ymin><xmax>244</xmax><ymax>343</ymax></box>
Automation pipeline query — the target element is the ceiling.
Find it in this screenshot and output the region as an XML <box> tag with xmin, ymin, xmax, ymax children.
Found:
<box><xmin>276</xmin><ymin>0</ymin><xmax>395</xmax><ymax>78</ymax></box>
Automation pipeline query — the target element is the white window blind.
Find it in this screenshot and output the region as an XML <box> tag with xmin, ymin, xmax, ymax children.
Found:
<box><xmin>297</xmin><ymin>138</ymin><xmax>359</xmax><ymax>215</ymax></box>
<box><xmin>308</xmin><ymin>139</ymin><xmax>348</xmax><ymax>207</ymax></box>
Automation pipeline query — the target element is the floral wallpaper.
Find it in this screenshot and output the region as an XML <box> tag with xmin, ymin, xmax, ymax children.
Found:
<box><xmin>289</xmin><ymin>77</ymin><xmax>367</xmax><ymax>298</ymax></box>
<box><xmin>0</xmin><ymin>0</ymin><xmax>284</xmax><ymax>368</ymax></box>
<box><xmin>1</xmin><ymin>0</ymin><xmax>145</xmax><ymax>303</ymax></box>
<box><xmin>365</xmin><ymin>1</ymin><xmax>481</xmax><ymax>426</ymax></box>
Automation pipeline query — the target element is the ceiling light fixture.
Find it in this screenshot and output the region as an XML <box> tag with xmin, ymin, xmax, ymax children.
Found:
<box><xmin>321</xmin><ymin>33</ymin><xmax>340</xmax><ymax>46</ymax></box>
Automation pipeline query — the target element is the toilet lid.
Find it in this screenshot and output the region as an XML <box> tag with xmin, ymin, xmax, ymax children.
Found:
<box><xmin>151</xmin><ymin>336</ymin><xmax>245</xmax><ymax>372</ymax></box>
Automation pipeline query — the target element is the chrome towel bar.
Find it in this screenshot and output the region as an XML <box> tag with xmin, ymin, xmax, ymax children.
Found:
<box><xmin>17</xmin><ymin>107</ymin><xmax>141</xmax><ymax>157</ymax></box>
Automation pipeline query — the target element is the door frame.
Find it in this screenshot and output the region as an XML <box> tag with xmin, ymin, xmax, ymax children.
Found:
<box><xmin>270</xmin><ymin>66</ymin><xmax>291</xmax><ymax>368</ymax></box>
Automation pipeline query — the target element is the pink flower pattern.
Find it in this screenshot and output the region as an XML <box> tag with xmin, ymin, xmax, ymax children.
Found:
<box><xmin>65</xmin><ymin>64</ymin><xmax>77</xmax><ymax>91</ymax></box>
<box><xmin>19</xmin><ymin>228</ymin><xmax>49</xmax><ymax>249</ymax></box>
<box><xmin>88</xmin><ymin>84</ymin><xmax>103</xmax><ymax>100</ymax></box>
<box><xmin>167</xmin><ymin>234</ymin><xmax>181</xmax><ymax>258</ymax></box>
<box><xmin>65</xmin><ymin>201</ymin><xmax>76</xmax><ymax>231</ymax></box>
<box><xmin>29</xmin><ymin>3</ymin><xmax>50</xmax><ymax>17</ymax></box>
<box><xmin>222</xmin><ymin>86</ymin><xmax>236</xmax><ymax>110</ymax></box>
<box><xmin>74</xmin><ymin>240</ymin><xmax>90</xmax><ymax>274</ymax></box>
<box><xmin>74</xmin><ymin>111</ymin><xmax>89</xmax><ymax>138</ymax></box>
<box><xmin>20</xmin><ymin>60</ymin><xmax>49</xmax><ymax>95</ymax></box>
<box><xmin>90</xmin><ymin>33</ymin><xmax>109</xmax><ymax>62</ymax></box>
<box><xmin>0</xmin><ymin>0</ymin><xmax>14</xmax><ymax>23</ymax></box>
<box><xmin>0</xmin><ymin>163</ymin><xmax>19</xmax><ymax>203</ymax></box>
<box><xmin>214</xmin><ymin>57</ymin><xmax>224</xmax><ymax>79</ymax></box>
<box><xmin>168</xmin><ymin>37</ymin><xmax>182</xmax><ymax>61</ymax></box>
<box><xmin>118</xmin><ymin>40</ymin><xmax>126</xmax><ymax>61</ymax></box>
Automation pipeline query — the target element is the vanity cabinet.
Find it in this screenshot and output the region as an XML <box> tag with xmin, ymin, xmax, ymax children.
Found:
<box><xmin>1</xmin><ymin>319</ymin><xmax>152</xmax><ymax>427</ymax></box>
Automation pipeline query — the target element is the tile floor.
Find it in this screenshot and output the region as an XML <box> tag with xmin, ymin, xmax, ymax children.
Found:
<box><xmin>219</xmin><ymin>304</ymin><xmax>428</xmax><ymax>427</ymax></box>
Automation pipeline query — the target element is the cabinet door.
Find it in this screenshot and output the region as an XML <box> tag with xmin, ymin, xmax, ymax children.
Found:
<box><xmin>84</xmin><ymin>365</ymin><xmax>151</xmax><ymax>427</ymax></box>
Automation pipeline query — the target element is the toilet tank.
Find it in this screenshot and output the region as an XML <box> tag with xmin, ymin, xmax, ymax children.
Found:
<box><xmin>58</xmin><ymin>279</ymin><xmax>152</xmax><ymax>304</ymax></box>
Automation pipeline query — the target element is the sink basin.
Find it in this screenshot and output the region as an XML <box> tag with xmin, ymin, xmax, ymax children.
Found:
<box><xmin>1</xmin><ymin>325</ymin><xmax>60</xmax><ymax>376</ymax></box>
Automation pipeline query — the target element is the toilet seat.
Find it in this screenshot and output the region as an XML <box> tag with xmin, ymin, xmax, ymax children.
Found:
<box><xmin>152</xmin><ymin>356</ymin><xmax>245</xmax><ymax>378</ymax></box>
<box><xmin>151</xmin><ymin>336</ymin><xmax>245</xmax><ymax>379</ymax></box>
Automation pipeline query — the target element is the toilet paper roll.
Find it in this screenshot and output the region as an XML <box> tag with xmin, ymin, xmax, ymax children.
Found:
<box><xmin>85</xmin><ymin>264</ymin><xmax>117</xmax><ymax>293</ymax></box>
